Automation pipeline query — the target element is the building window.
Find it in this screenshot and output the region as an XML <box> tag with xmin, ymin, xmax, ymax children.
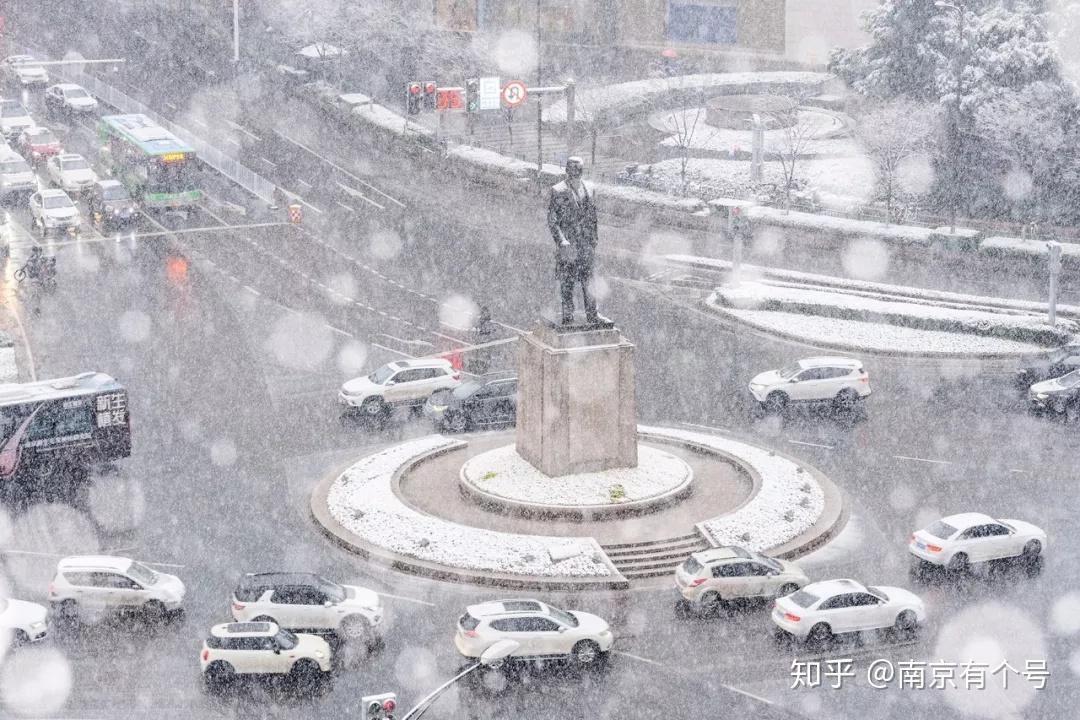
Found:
<box><xmin>667</xmin><ymin>2</ymin><xmax>738</xmax><ymax>45</ymax></box>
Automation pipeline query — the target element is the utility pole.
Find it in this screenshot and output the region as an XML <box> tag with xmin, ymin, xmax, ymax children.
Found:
<box><xmin>564</xmin><ymin>77</ymin><xmax>576</xmax><ymax>158</ymax></box>
<box><xmin>936</xmin><ymin>1</ymin><xmax>964</xmax><ymax>234</ymax></box>
<box><xmin>232</xmin><ymin>0</ymin><xmax>240</xmax><ymax>63</ymax></box>
<box><xmin>1048</xmin><ymin>240</ymin><xmax>1062</xmax><ymax>326</ymax></box>
<box><xmin>535</xmin><ymin>0</ymin><xmax>543</xmax><ymax>191</ymax></box>
<box><xmin>750</xmin><ymin>113</ymin><xmax>764</xmax><ymax>183</ymax></box>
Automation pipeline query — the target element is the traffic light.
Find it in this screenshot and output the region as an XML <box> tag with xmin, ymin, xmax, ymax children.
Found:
<box><xmin>423</xmin><ymin>81</ymin><xmax>437</xmax><ymax>111</ymax></box>
<box><xmin>406</xmin><ymin>82</ymin><xmax>422</xmax><ymax>115</ymax></box>
<box><xmin>362</xmin><ymin>692</ymin><xmax>397</xmax><ymax>719</ymax></box>
<box><xmin>465</xmin><ymin>78</ymin><xmax>479</xmax><ymax>113</ymax></box>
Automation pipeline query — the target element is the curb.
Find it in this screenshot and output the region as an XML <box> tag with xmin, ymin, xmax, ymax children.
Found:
<box><xmin>309</xmin><ymin>443</ymin><xmax>631</xmax><ymax>592</ymax></box>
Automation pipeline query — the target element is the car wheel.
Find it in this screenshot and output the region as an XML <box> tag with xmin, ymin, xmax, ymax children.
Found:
<box><xmin>1022</xmin><ymin>540</ymin><xmax>1042</xmax><ymax>563</ymax></box>
<box><xmin>834</xmin><ymin>388</ymin><xmax>859</xmax><ymax>407</ymax></box>
<box><xmin>290</xmin><ymin>658</ymin><xmax>322</xmax><ymax>694</ymax></box>
<box><xmin>360</xmin><ymin>397</ymin><xmax>387</xmax><ymax>418</ymax></box>
<box><xmin>56</xmin><ymin>599</ymin><xmax>78</xmax><ymax>625</ymax></box>
<box><xmin>765</xmin><ymin>392</ymin><xmax>788</xmax><ymax>413</ymax></box>
<box><xmin>894</xmin><ymin>610</ymin><xmax>917</xmax><ymax>633</ymax></box>
<box><xmin>10</xmin><ymin>629</ymin><xmax>29</xmax><ymax>649</ymax></box>
<box><xmin>339</xmin><ymin>614</ymin><xmax>371</xmax><ymax>643</ymax></box>
<box><xmin>571</xmin><ymin>640</ymin><xmax>602</xmax><ymax>667</ymax></box>
<box><xmin>948</xmin><ymin>552</ymin><xmax>969</xmax><ymax>574</ymax></box>
<box><xmin>144</xmin><ymin>600</ymin><xmax>168</xmax><ymax>624</ymax></box>
<box><xmin>251</xmin><ymin>615</ymin><xmax>276</xmax><ymax>625</ymax></box>
<box><xmin>806</xmin><ymin>623</ymin><xmax>832</xmax><ymax>650</ymax></box>
<box><xmin>204</xmin><ymin>661</ymin><xmax>235</xmax><ymax>689</ymax></box>
<box><xmin>699</xmin><ymin>591</ymin><xmax>723</xmax><ymax>616</ymax></box>
<box><xmin>445</xmin><ymin>412</ymin><xmax>468</xmax><ymax>433</ymax></box>
<box><xmin>777</xmin><ymin>583</ymin><xmax>799</xmax><ymax>598</ymax></box>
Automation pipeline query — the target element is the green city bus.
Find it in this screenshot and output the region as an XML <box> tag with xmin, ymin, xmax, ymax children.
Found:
<box><xmin>97</xmin><ymin>114</ymin><xmax>203</xmax><ymax>209</ymax></box>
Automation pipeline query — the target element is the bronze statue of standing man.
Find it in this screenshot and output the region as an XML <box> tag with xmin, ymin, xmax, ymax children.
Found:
<box><xmin>547</xmin><ymin>156</ymin><xmax>601</xmax><ymax>325</ymax></box>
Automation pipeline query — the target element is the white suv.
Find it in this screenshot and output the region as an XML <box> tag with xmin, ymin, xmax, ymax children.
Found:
<box><xmin>750</xmin><ymin>356</ymin><xmax>870</xmax><ymax>412</ymax></box>
<box><xmin>339</xmin><ymin>358</ymin><xmax>461</xmax><ymax>418</ymax></box>
<box><xmin>455</xmin><ymin>599</ymin><xmax>614</xmax><ymax>666</ymax></box>
<box><xmin>29</xmin><ymin>188</ymin><xmax>80</xmax><ymax>236</ymax></box>
<box><xmin>675</xmin><ymin>546</ymin><xmax>809</xmax><ymax>614</ymax></box>
<box><xmin>49</xmin><ymin>555</ymin><xmax>186</xmax><ymax>624</ymax></box>
<box><xmin>201</xmin><ymin>622</ymin><xmax>331</xmax><ymax>690</ymax></box>
<box><xmin>230</xmin><ymin>572</ymin><xmax>382</xmax><ymax>643</ymax></box>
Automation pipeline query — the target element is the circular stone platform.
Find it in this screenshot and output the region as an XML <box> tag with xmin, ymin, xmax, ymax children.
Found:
<box><xmin>460</xmin><ymin>444</ymin><xmax>692</xmax><ymax>519</ymax></box>
<box><xmin>706</xmin><ymin>94</ymin><xmax>799</xmax><ymax>129</ymax></box>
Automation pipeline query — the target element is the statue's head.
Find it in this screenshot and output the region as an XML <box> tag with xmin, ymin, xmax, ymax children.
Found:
<box><xmin>566</xmin><ymin>156</ymin><xmax>584</xmax><ymax>180</ymax></box>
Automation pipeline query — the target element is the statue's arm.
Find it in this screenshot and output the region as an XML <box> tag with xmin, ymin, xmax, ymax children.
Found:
<box><xmin>548</xmin><ymin>192</ymin><xmax>568</xmax><ymax>245</ymax></box>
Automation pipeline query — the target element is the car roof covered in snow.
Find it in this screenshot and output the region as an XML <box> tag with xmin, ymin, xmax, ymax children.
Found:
<box><xmin>798</xmin><ymin>356</ymin><xmax>863</xmax><ymax>369</ymax></box>
<box><xmin>800</xmin><ymin>578</ymin><xmax>866</xmax><ymax>598</ymax></box>
<box><xmin>939</xmin><ymin>512</ymin><xmax>997</xmax><ymax>530</ymax></box>
<box><xmin>691</xmin><ymin>546</ymin><xmax>752</xmax><ymax>564</ymax></box>
<box><xmin>58</xmin><ymin>555</ymin><xmax>132</xmax><ymax>573</ymax></box>
<box><xmin>211</xmin><ymin>621</ymin><xmax>279</xmax><ymax>638</ymax></box>
<box><xmin>466</xmin><ymin>599</ymin><xmax>549</xmax><ymax>617</ymax></box>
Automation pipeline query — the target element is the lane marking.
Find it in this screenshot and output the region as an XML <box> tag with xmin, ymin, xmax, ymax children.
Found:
<box><xmin>613</xmin><ymin>650</ymin><xmax>663</xmax><ymax>666</ymax></box>
<box><xmin>297</xmin><ymin>178</ymin><xmax>313</xmax><ymax>190</ymax></box>
<box><xmin>272</xmin><ymin>128</ymin><xmax>405</xmax><ymax>208</ymax></box>
<box><xmin>892</xmin><ymin>454</ymin><xmax>951</xmax><ymax>465</ymax></box>
<box><xmin>335</xmin><ymin>200</ymin><xmax>357</xmax><ymax>213</ymax></box>
<box><xmin>9</xmin><ymin>291</ymin><xmax>38</xmax><ymax>382</ymax></box>
<box><xmin>225</xmin><ymin>137</ymin><xmax>240</xmax><ymax>147</ymax></box>
<box><xmin>260</xmin><ymin>157</ymin><xmax>277</xmax><ymax>168</ymax></box>
<box><xmin>326</xmin><ymin>325</ymin><xmax>353</xmax><ymax>337</ymax></box>
<box><xmin>721</xmin><ymin>684</ymin><xmax>774</xmax><ymax>706</ymax></box>
<box><xmin>335</xmin><ymin>180</ymin><xmax>384</xmax><ymax>210</ymax></box>
<box><xmin>371</xmin><ymin>342</ymin><xmax>416</xmax><ymax>358</ymax></box>
<box><xmin>190</xmin><ymin>116</ymin><xmax>208</xmax><ymax>129</ymax></box>
<box><xmin>788</xmin><ymin>439</ymin><xmax>835</xmax><ymax>450</ymax></box>
<box><xmin>1008</xmin><ymin>468</ymin><xmax>1028</xmax><ymax>474</ymax></box>
<box><xmin>374</xmin><ymin>592</ymin><xmax>437</xmax><ymax>607</ymax></box>
<box><xmin>225</xmin><ymin>119</ymin><xmax>261</xmax><ymax>142</ymax></box>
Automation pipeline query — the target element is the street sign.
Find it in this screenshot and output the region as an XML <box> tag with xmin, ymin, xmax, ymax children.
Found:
<box><xmin>501</xmin><ymin>80</ymin><xmax>527</xmax><ymax>108</ymax></box>
<box><xmin>479</xmin><ymin>76</ymin><xmax>500</xmax><ymax>111</ymax></box>
<box><xmin>435</xmin><ymin>87</ymin><xmax>464</xmax><ymax>111</ymax></box>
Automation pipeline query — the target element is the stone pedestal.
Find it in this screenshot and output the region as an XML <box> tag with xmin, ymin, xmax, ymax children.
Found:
<box><xmin>516</xmin><ymin>316</ymin><xmax>637</xmax><ymax>476</ymax></box>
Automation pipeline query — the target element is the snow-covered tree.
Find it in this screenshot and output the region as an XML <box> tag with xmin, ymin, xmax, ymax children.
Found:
<box><xmin>854</xmin><ymin>100</ymin><xmax>940</xmax><ymax>223</ymax></box>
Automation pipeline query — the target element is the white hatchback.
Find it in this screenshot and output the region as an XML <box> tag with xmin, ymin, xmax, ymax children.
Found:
<box><xmin>49</xmin><ymin>555</ymin><xmax>186</xmax><ymax>623</ymax></box>
<box><xmin>1</xmin><ymin>597</ymin><xmax>48</xmax><ymax>647</ymax></box>
<box><xmin>675</xmin><ymin>546</ymin><xmax>809</xmax><ymax>613</ymax></box>
<box><xmin>749</xmin><ymin>356</ymin><xmax>871</xmax><ymax>412</ymax></box>
<box><xmin>771</xmin><ymin>578</ymin><xmax>925</xmax><ymax>646</ymax></box>
<box><xmin>455</xmin><ymin>599</ymin><xmax>613</xmax><ymax>666</ymax></box>
<box><xmin>909</xmin><ymin>513</ymin><xmax>1046</xmax><ymax>573</ymax></box>
<box><xmin>201</xmin><ymin>622</ymin><xmax>331</xmax><ymax>689</ymax></box>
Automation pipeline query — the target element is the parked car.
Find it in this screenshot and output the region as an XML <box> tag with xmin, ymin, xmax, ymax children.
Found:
<box><xmin>48</xmin><ymin>555</ymin><xmax>186</xmax><ymax>623</ymax></box>
<box><xmin>749</xmin><ymin>356</ymin><xmax>871</xmax><ymax>412</ymax></box>
<box><xmin>201</xmin><ymin>621</ymin><xmax>331</xmax><ymax>690</ymax></box>
<box><xmin>675</xmin><ymin>546</ymin><xmax>809</xmax><ymax>614</ymax></box>
<box><xmin>424</xmin><ymin>376</ymin><xmax>517</xmax><ymax>432</ymax></box>
<box><xmin>46</xmin><ymin>153</ymin><xmax>98</xmax><ymax>194</ymax></box>
<box><xmin>0</xmin><ymin>148</ymin><xmax>36</xmax><ymax>199</ymax></box>
<box><xmin>0</xmin><ymin>99</ymin><xmax>34</xmax><ymax>141</ymax></box>
<box><xmin>1014</xmin><ymin>343</ymin><xmax>1080</xmax><ymax>389</ymax></box>
<box><xmin>44</xmin><ymin>83</ymin><xmax>98</xmax><ymax>114</ymax></box>
<box><xmin>909</xmin><ymin>512</ymin><xmax>1046</xmax><ymax>574</ymax></box>
<box><xmin>1</xmin><ymin>597</ymin><xmax>48</xmax><ymax>647</ymax></box>
<box><xmin>14</xmin><ymin>126</ymin><xmax>62</xmax><ymax>164</ymax></box>
<box><xmin>1028</xmin><ymin>369</ymin><xmax>1080</xmax><ymax>417</ymax></box>
<box><xmin>339</xmin><ymin>358</ymin><xmax>461</xmax><ymax>418</ymax></box>
<box><xmin>29</xmin><ymin>188</ymin><xmax>79</xmax><ymax>236</ymax></box>
<box><xmin>1</xmin><ymin>56</ymin><xmax>48</xmax><ymax>87</ymax></box>
<box><xmin>771</xmin><ymin>578</ymin><xmax>925</xmax><ymax>647</ymax></box>
<box><xmin>87</xmin><ymin>179</ymin><xmax>138</xmax><ymax>228</ymax></box>
<box><xmin>455</xmin><ymin>599</ymin><xmax>613</xmax><ymax>666</ymax></box>
<box><xmin>230</xmin><ymin>572</ymin><xmax>382</xmax><ymax>643</ymax></box>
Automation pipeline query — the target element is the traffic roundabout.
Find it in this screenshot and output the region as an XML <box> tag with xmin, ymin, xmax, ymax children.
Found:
<box><xmin>310</xmin><ymin>426</ymin><xmax>846</xmax><ymax>591</ymax></box>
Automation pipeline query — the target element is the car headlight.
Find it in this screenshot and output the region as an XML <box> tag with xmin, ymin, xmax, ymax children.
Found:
<box><xmin>1036</xmin><ymin>393</ymin><xmax>1049</xmax><ymax>400</ymax></box>
<box><xmin>30</xmin><ymin>621</ymin><xmax>46</xmax><ymax>630</ymax></box>
<box><xmin>314</xmin><ymin>651</ymin><xmax>325</xmax><ymax>659</ymax></box>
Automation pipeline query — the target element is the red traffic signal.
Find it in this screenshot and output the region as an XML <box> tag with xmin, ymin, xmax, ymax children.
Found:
<box><xmin>382</xmin><ymin>699</ymin><xmax>396</xmax><ymax>713</ymax></box>
<box><xmin>408</xmin><ymin>82</ymin><xmax>422</xmax><ymax>95</ymax></box>
<box><xmin>424</xmin><ymin>81</ymin><xmax>436</xmax><ymax>94</ymax></box>
<box><xmin>406</xmin><ymin>81</ymin><xmax>422</xmax><ymax>115</ymax></box>
<box><xmin>423</xmin><ymin>80</ymin><xmax>437</xmax><ymax>111</ymax></box>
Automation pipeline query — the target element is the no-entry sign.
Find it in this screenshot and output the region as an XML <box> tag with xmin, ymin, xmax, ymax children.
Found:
<box><xmin>500</xmin><ymin>80</ymin><xmax>528</xmax><ymax>108</ymax></box>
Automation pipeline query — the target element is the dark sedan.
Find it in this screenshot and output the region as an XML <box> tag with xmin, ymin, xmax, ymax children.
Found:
<box><xmin>1014</xmin><ymin>343</ymin><xmax>1080</xmax><ymax>389</ymax></box>
<box><xmin>87</xmin><ymin>180</ymin><xmax>138</xmax><ymax>229</ymax></box>
<box><xmin>424</xmin><ymin>376</ymin><xmax>517</xmax><ymax>432</ymax></box>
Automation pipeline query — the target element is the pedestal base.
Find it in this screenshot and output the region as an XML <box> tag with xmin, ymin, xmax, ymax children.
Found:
<box><xmin>516</xmin><ymin>320</ymin><xmax>637</xmax><ymax>476</ymax></box>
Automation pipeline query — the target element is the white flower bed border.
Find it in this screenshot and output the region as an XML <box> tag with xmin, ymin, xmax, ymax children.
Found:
<box><xmin>639</xmin><ymin>427</ymin><xmax>825</xmax><ymax>553</ymax></box>
<box><xmin>327</xmin><ymin>435</ymin><xmax>612</xmax><ymax>578</ymax></box>
<box><xmin>461</xmin><ymin>444</ymin><xmax>691</xmax><ymax>507</ymax></box>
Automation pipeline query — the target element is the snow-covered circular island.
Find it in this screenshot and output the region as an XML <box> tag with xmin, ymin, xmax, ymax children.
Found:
<box><xmin>460</xmin><ymin>444</ymin><xmax>693</xmax><ymax>519</ymax></box>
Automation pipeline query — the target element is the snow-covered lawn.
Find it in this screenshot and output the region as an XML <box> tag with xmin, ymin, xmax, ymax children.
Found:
<box><xmin>327</xmin><ymin>436</ymin><xmax>612</xmax><ymax>577</ymax></box>
<box><xmin>639</xmin><ymin>427</ymin><xmax>825</xmax><ymax>553</ymax></box>
<box><xmin>653</xmin><ymin>108</ymin><xmax>860</xmax><ymax>158</ymax></box>
<box><xmin>461</xmin><ymin>444</ymin><xmax>691</xmax><ymax>507</ymax></box>
<box><xmin>545</xmin><ymin>71</ymin><xmax>831</xmax><ymax>124</ymax></box>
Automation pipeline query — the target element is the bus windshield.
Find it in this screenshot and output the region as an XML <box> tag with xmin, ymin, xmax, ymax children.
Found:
<box><xmin>148</xmin><ymin>160</ymin><xmax>195</xmax><ymax>193</ymax></box>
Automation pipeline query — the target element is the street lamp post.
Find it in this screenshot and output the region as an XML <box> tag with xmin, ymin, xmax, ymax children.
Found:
<box><xmin>935</xmin><ymin>0</ymin><xmax>965</xmax><ymax>234</ymax></box>
<box><xmin>232</xmin><ymin>0</ymin><xmax>240</xmax><ymax>63</ymax></box>
<box><xmin>536</xmin><ymin>0</ymin><xmax>543</xmax><ymax>190</ymax></box>
<box><xmin>399</xmin><ymin>640</ymin><xmax>519</xmax><ymax>720</ymax></box>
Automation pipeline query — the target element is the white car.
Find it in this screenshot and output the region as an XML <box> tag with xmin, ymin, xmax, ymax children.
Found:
<box><xmin>29</xmin><ymin>189</ymin><xmax>80</xmax><ymax>235</ymax></box>
<box><xmin>675</xmin><ymin>546</ymin><xmax>809</xmax><ymax>613</ymax></box>
<box><xmin>771</xmin><ymin>578</ymin><xmax>925</xmax><ymax>646</ymax></box>
<box><xmin>909</xmin><ymin>512</ymin><xmax>1046</xmax><ymax>573</ymax></box>
<box><xmin>201</xmin><ymin>622</ymin><xmax>331</xmax><ymax>689</ymax></box>
<box><xmin>0</xmin><ymin>98</ymin><xmax>34</xmax><ymax>141</ymax></box>
<box><xmin>339</xmin><ymin>358</ymin><xmax>461</xmax><ymax>417</ymax></box>
<box><xmin>47</xmin><ymin>153</ymin><xmax>98</xmax><ymax>193</ymax></box>
<box><xmin>2</xmin><ymin>56</ymin><xmax>48</xmax><ymax>87</ymax></box>
<box><xmin>749</xmin><ymin>356</ymin><xmax>871</xmax><ymax>411</ymax></box>
<box><xmin>1</xmin><ymin>597</ymin><xmax>48</xmax><ymax>647</ymax></box>
<box><xmin>44</xmin><ymin>83</ymin><xmax>98</xmax><ymax>114</ymax></box>
<box><xmin>230</xmin><ymin>572</ymin><xmax>382</xmax><ymax>643</ymax></box>
<box><xmin>0</xmin><ymin>148</ymin><xmax>35</xmax><ymax>198</ymax></box>
<box><xmin>455</xmin><ymin>599</ymin><xmax>614</xmax><ymax>666</ymax></box>
<box><xmin>48</xmin><ymin>555</ymin><xmax>186</xmax><ymax>623</ymax></box>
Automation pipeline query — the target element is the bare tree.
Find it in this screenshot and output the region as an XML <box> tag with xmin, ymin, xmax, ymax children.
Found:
<box><xmin>574</xmin><ymin>88</ymin><xmax>616</xmax><ymax>170</ymax></box>
<box><xmin>854</xmin><ymin>100</ymin><xmax>939</xmax><ymax>224</ymax></box>
<box><xmin>767</xmin><ymin>113</ymin><xmax>820</xmax><ymax>213</ymax></box>
<box><xmin>657</xmin><ymin>80</ymin><xmax>718</xmax><ymax>197</ymax></box>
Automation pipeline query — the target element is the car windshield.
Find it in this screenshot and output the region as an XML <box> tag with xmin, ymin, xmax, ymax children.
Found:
<box><xmin>778</xmin><ymin>363</ymin><xmax>802</xmax><ymax>379</ymax></box>
<box><xmin>42</xmin><ymin>194</ymin><xmax>73</xmax><ymax>209</ymax></box>
<box><xmin>62</xmin><ymin>157</ymin><xmax>90</xmax><ymax>171</ymax></box>
<box><xmin>1</xmin><ymin>158</ymin><xmax>30</xmax><ymax>174</ymax></box>
<box><xmin>101</xmin><ymin>184</ymin><xmax>130</xmax><ymax>201</ymax></box>
<box><xmin>546</xmin><ymin>606</ymin><xmax>579</xmax><ymax>628</ymax></box>
<box><xmin>127</xmin><ymin>561</ymin><xmax>158</xmax><ymax>585</ymax></box>
<box><xmin>866</xmin><ymin>587</ymin><xmax>888</xmax><ymax>602</ymax></box>
<box><xmin>924</xmin><ymin>520</ymin><xmax>958</xmax><ymax>539</ymax></box>
<box><xmin>681</xmin><ymin>556</ymin><xmax>703</xmax><ymax>574</ymax></box>
<box><xmin>318</xmin><ymin>578</ymin><xmax>346</xmax><ymax>603</ymax></box>
<box><xmin>788</xmin><ymin>590</ymin><xmax>819</xmax><ymax>608</ymax></box>
<box><xmin>1056</xmin><ymin>370</ymin><xmax>1080</xmax><ymax>387</ymax></box>
<box><xmin>0</xmin><ymin>102</ymin><xmax>28</xmax><ymax>118</ymax></box>
<box><xmin>66</xmin><ymin>88</ymin><xmax>89</xmax><ymax>99</ymax></box>
<box><xmin>452</xmin><ymin>381</ymin><xmax>481</xmax><ymax>399</ymax></box>
<box><xmin>752</xmin><ymin>553</ymin><xmax>783</xmax><ymax>571</ymax></box>
<box><xmin>31</xmin><ymin>130</ymin><xmax>58</xmax><ymax>144</ymax></box>
<box><xmin>368</xmin><ymin>365</ymin><xmax>396</xmax><ymax>384</ymax></box>
<box><xmin>275</xmin><ymin>629</ymin><xmax>298</xmax><ymax>650</ymax></box>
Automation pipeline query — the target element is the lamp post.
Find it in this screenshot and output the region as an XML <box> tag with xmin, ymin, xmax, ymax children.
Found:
<box><xmin>399</xmin><ymin>640</ymin><xmax>519</xmax><ymax>720</ymax></box>
<box><xmin>232</xmin><ymin>0</ymin><xmax>240</xmax><ymax>63</ymax></box>
<box><xmin>535</xmin><ymin>0</ymin><xmax>543</xmax><ymax>190</ymax></box>
<box><xmin>935</xmin><ymin>0</ymin><xmax>965</xmax><ymax>234</ymax></box>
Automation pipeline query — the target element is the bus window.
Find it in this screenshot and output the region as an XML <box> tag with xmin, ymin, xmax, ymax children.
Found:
<box><xmin>27</xmin><ymin>401</ymin><xmax>93</xmax><ymax>442</ymax></box>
